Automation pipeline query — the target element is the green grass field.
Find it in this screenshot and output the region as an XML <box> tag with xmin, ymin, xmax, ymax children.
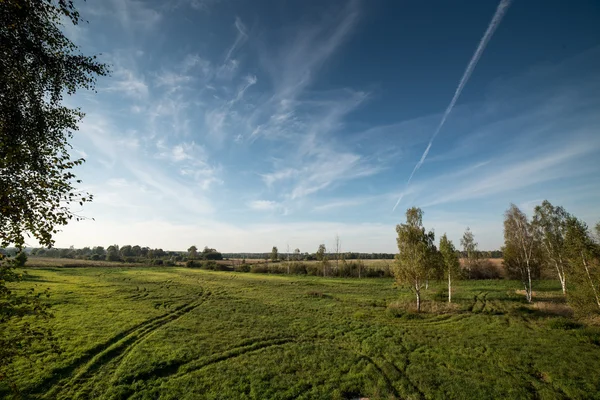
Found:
<box><xmin>3</xmin><ymin>267</ymin><xmax>600</xmax><ymax>399</ymax></box>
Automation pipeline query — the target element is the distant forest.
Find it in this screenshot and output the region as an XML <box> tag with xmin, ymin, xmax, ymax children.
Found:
<box><xmin>1</xmin><ymin>246</ymin><xmax>503</xmax><ymax>262</ymax></box>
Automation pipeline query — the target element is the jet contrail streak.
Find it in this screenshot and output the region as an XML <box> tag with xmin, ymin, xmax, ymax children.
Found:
<box><xmin>392</xmin><ymin>0</ymin><xmax>512</xmax><ymax>212</ymax></box>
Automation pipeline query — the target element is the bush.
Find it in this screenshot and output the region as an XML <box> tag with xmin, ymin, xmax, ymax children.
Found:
<box><xmin>186</xmin><ymin>260</ymin><xmax>199</xmax><ymax>268</ymax></box>
<box><xmin>14</xmin><ymin>251</ymin><xmax>27</xmax><ymax>267</ymax></box>
<box><xmin>203</xmin><ymin>251</ymin><xmax>223</xmax><ymax>261</ymax></box>
<box><xmin>152</xmin><ymin>259</ymin><xmax>164</xmax><ymax>266</ymax></box>
<box><xmin>306</xmin><ymin>263</ymin><xmax>322</xmax><ymax>276</ymax></box>
<box><xmin>235</xmin><ymin>263</ymin><xmax>251</xmax><ymax>273</ymax></box>
<box><xmin>289</xmin><ymin>262</ymin><xmax>307</xmax><ymax>275</ymax></box>
<box><xmin>470</xmin><ymin>259</ymin><xmax>503</xmax><ymax>279</ymax></box>
<box><xmin>200</xmin><ymin>260</ymin><xmax>217</xmax><ymax>270</ymax></box>
<box><xmin>90</xmin><ymin>254</ymin><xmax>100</xmax><ymax>261</ymax></box>
<box><xmin>250</xmin><ymin>264</ymin><xmax>269</xmax><ymax>274</ymax></box>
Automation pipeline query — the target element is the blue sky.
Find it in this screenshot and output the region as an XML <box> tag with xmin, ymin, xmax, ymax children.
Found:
<box><xmin>54</xmin><ymin>0</ymin><xmax>600</xmax><ymax>252</ymax></box>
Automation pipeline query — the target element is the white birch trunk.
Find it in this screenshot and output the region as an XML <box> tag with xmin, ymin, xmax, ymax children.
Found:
<box><xmin>415</xmin><ymin>282</ymin><xmax>421</xmax><ymax>312</ymax></box>
<box><xmin>526</xmin><ymin>265</ymin><xmax>533</xmax><ymax>303</ymax></box>
<box><xmin>582</xmin><ymin>252</ymin><xmax>600</xmax><ymax>310</ymax></box>
<box><xmin>448</xmin><ymin>272</ymin><xmax>452</xmax><ymax>303</ymax></box>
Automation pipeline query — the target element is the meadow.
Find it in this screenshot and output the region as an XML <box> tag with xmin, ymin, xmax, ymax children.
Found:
<box><xmin>3</xmin><ymin>266</ymin><xmax>600</xmax><ymax>399</ymax></box>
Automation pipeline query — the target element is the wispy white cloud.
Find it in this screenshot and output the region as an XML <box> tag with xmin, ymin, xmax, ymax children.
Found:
<box><xmin>110</xmin><ymin>0</ymin><xmax>162</xmax><ymax>31</ymax></box>
<box><xmin>248</xmin><ymin>200</ymin><xmax>281</xmax><ymax>211</ymax></box>
<box><xmin>289</xmin><ymin>152</ymin><xmax>381</xmax><ymax>200</ymax></box>
<box><xmin>157</xmin><ymin>140</ymin><xmax>205</xmax><ymax>162</ymax></box>
<box><xmin>416</xmin><ymin>139</ymin><xmax>599</xmax><ymax>208</ymax></box>
<box><xmin>313</xmin><ymin>197</ymin><xmax>373</xmax><ymax>212</ymax></box>
<box><xmin>261</xmin><ymin>168</ymin><xmax>298</xmax><ymax>187</ymax></box>
<box><xmin>104</xmin><ymin>66</ymin><xmax>149</xmax><ymax>98</ymax></box>
<box><xmin>225</xmin><ymin>17</ymin><xmax>248</xmax><ymax>64</ymax></box>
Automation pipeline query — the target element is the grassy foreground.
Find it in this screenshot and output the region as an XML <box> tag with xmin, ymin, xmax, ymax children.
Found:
<box><xmin>3</xmin><ymin>267</ymin><xmax>600</xmax><ymax>399</ymax></box>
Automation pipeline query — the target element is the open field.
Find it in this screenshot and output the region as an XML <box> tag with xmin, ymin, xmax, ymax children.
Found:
<box><xmin>3</xmin><ymin>267</ymin><xmax>600</xmax><ymax>399</ymax></box>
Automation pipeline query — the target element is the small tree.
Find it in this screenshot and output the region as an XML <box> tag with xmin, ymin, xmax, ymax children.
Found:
<box><xmin>14</xmin><ymin>251</ymin><xmax>27</xmax><ymax>268</ymax></box>
<box><xmin>393</xmin><ymin>207</ymin><xmax>435</xmax><ymax>312</ymax></box>
<box><xmin>120</xmin><ymin>245</ymin><xmax>133</xmax><ymax>258</ymax></box>
<box><xmin>106</xmin><ymin>245</ymin><xmax>120</xmax><ymax>262</ymax></box>
<box><xmin>565</xmin><ymin>217</ymin><xmax>600</xmax><ymax>313</ymax></box>
<box><xmin>132</xmin><ymin>245</ymin><xmax>142</xmax><ymax>257</ymax></box>
<box><xmin>333</xmin><ymin>235</ymin><xmax>341</xmax><ymax>274</ymax></box>
<box><xmin>439</xmin><ymin>234</ymin><xmax>460</xmax><ymax>303</ymax></box>
<box><xmin>533</xmin><ymin>200</ymin><xmax>570</xmax><ymax>294</ymax></box>
<box><xmin>271</xmin><ymin>246</ymin><xmax>278</xmax><ymax>262</ymax></box>
<box><xmin>316</xmin><ymin>244</ymin><xmax>327</xmax><ymax>276</ymax></box>
<box><xmin>460</xmin><ymin>227</ymin><xmax>478</xmax><ymax>279</ymax></box>
<box><xmin>503</xmin><ymin>204</ymin><xmax>538</xmax><ymax>303</ymax></box>
<box><xmin>188</xmin><ymin>245</ymin><xmax>198</xmax><ymax>260</ymax></box>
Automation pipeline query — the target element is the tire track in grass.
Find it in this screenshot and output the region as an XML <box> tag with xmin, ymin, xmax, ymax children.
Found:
<box><xmin>381</xmin><ymin>355</ymin><xmax>425</xmax><ymax>399</ymax></box>
<box><xmin>471</xmin><ymin>292</ymin><xmax>488</xmax><ymax>313</ymax></box>
<box><xmin>356</xmin><ymin>354</ymin><xmax>401</xmax><ymax>399</ymax></box>
<box><xmin>118</xmin><ymin>337</ymin><xmax>295</xmax><ymax>386</ymax></box>
<box><xmin>397</xmin><ymin>313</ymin><xmax>471</xmax><ymax>329</ymax></box>
<box><xmin>66</xmin><ymin>293</ymin><xmax>211</xmax><ymax>399</ymax></box>
<box><xmin>43</xmin><ymin>289</ymin><xmax>210</xmax><ymax>399</ymax></box>
<box><xmin>27</xmin><ymin>301</ymin><xmax>194</xmax><ymax>396</ymax></box>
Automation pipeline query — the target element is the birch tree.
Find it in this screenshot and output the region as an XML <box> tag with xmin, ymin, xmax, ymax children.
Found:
<box><xmin>1</xmin><ymin>0</ymin><xmax>107</xmax><ymax>388</ymax></box>
<box><xmin>440</xmin><ymin>234</ymin><xmax>461</xmax><ymax>303</ymax></box>
<box><xmin>503</xmin><ymin>204</ymin><xmax>538</xmax><ymax>303</ymax></box>
<box><xmin>565</xmin><ymin>217</ymin><xmax>600</xmax><ymax>313</ymax></box>
<box><xmin>533</xmin><ymin>200</ymin><xmax>569</xmax><ymax>294</ymax></box>
<box><xmin>333</xmin><ymin>235</ymin><xmax>341</xmax><ymax>274</ymax></box>
<box><xmin>393</xmin><ymin>207</ymin><xmax>436</xmax><ymax>312</ymax></box>
<box><xmin>460</xmin><ymin>227</ymin><xmax>478</xmax><ymax>279</ymax></box>
<box><xmin>316</xmin><ymin>244</ymin><xmax>327</xmax><ymax>277</ymax></box>
<box><xmin>286</xmin><ymin>244</ymin><xmax>291</xmax><ymax>274</ymax></box>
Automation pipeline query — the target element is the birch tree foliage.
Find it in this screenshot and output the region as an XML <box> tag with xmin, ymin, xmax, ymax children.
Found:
<box><xmin>533</xmin><ymin>200</ymin><xmax>570</xmax><ymax>294</ymax></box>
<box><xmin>1</xmin><ymin>0</ymin><xmax>107</xmax><ymax>387</ymax></box>
<box><xmin>439</xmin><ymin>234</ymin><xmax>461</xmax><ymax>303</ymax></box>
<box><xmin>503</xmin><ymin>204</ymin><xmax>539</xmax><ymax>303</ymax></box>
<box><xmin>460</xmin><ymin>227</ymin><xmax>478</xmax><ymax>279</ymax></box>
<box><xmin>564</xmin><ymin>216</ymin><xmax>600</xmax><ymax>314</ymax></box>
<box><xmin>393</xmin><ymin>207</ymin><xmax>435</xmax><ymax>312</ymax></box>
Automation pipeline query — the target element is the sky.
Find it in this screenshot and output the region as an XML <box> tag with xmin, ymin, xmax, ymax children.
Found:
<box><xmin>52</xmin><ymin>0</ymin><xmax>600</xmax><ymax>253</ymax></box>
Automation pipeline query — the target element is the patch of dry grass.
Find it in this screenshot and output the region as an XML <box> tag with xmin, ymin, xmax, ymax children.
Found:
<box><xmin>532</xmin><ymin>301</ymin><xmax>574</xmax><ymax>317</ymax></box>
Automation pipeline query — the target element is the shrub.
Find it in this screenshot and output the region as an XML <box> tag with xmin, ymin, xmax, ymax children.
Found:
<box><xmin>186</xmin><ymin>260</ymin><xmax>198</xmax><ymax>268</ymax></box>
<box><xmin>250</xmin><ymin>264</ymin><xmax>269</xmax><ymax>274</ymax></box>
<box><xmin>152</xmin><ymin>259</ymin><xmax>164</xmax><ymax>266</ymax></box>
<box><xmin>14</xmin><ymin>251</ymin><xmax>27</xmax><ymax>267</ymax></box>
<box><xmin>90</xmin><ymin>254</ymin><xmax>100</xmax><ymax>261</ymax></box>
<box><xmin>305</xmin><ymin>263</ymin><xmax>322</xmax><ymax>276</ymax></box>
<box><xmin>201</xmin><ymin>260</ymin><xmax>218</xmax><ymax>270</ymax></box>
<box><xmin>470</xmin><ymin>259</ymin><xmax>503</xmax><ymax>279</ymax></box>
<box><xmin>235</xmin><ymin>264</ymin><xmax>251</xmax><ymax>273</ymax></box>
<box><xmin>289</xmin><ymin>262</ymin><xmax>307</xmax><ymax>275</ymax></box>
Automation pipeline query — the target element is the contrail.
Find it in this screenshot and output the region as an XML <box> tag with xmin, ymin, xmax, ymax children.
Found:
<box><xmin>392</xmin><ymin>0</ymin><xmax>512</xmax><ymax>212</ymax></box>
